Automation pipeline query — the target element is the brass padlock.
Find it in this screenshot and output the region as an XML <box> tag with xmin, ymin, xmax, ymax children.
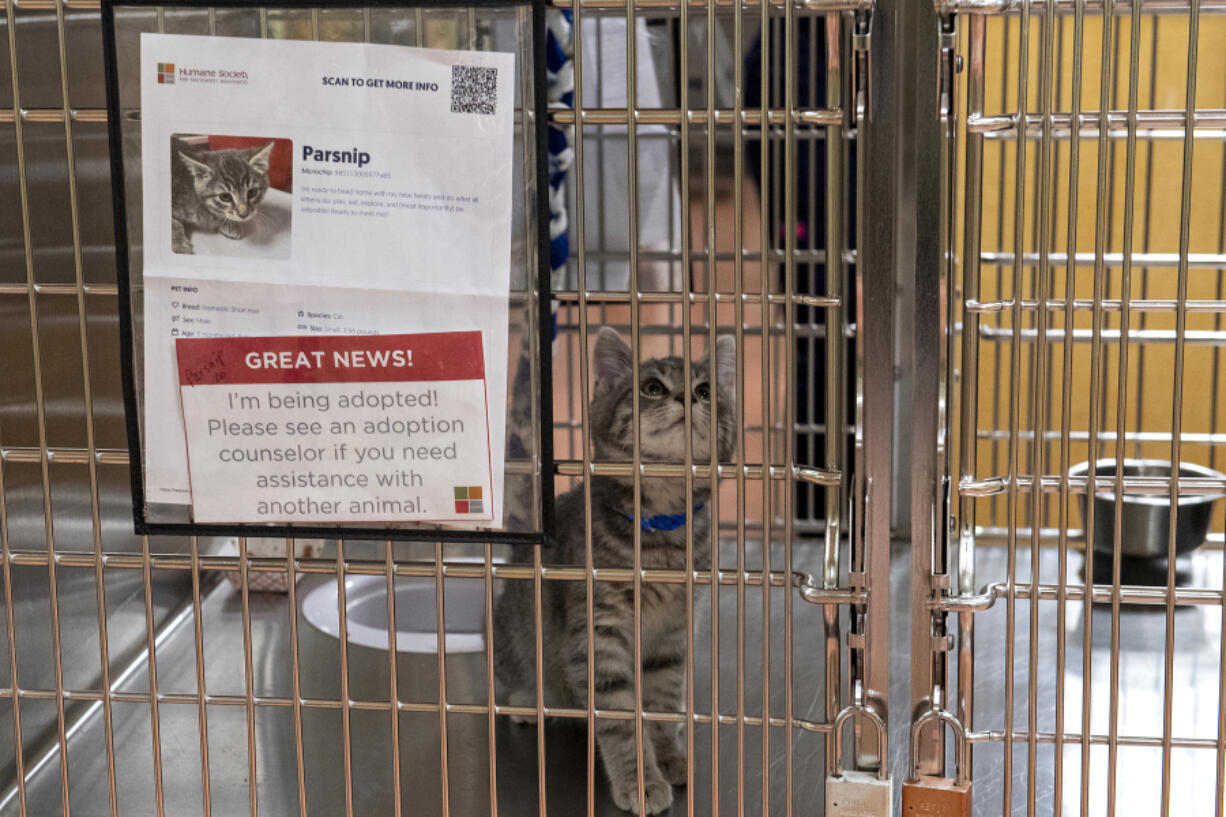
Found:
<box><xmin>901</xmin><ymin>709</ymin><xmax>971</xmax><ymax>816</ymax></box>
<box><xmin>825</xmin><ymin>705</ymin><xmax>892</xmax><ymax>816</ymax></box>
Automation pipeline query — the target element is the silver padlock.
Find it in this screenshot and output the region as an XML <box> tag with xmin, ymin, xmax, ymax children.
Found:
<box><xmin>825</xmin><ymin>704</ymin><xmax>893</xmax><ymax>817</ymax></box>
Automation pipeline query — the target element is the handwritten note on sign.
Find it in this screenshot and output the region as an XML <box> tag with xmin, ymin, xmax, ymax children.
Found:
<box><xmin>175</xmin><ymin>332</ymin><xmax>493</xmax><ymax>524</ymax></box>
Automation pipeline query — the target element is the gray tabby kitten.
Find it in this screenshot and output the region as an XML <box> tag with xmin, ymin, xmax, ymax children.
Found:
<box><xmin>171</xmin><ymin>140</ymin><xmax>274</xmax><ymax>254</ymax></box>
<box><xmin>494</xmin><ymin>327</ymin><xmax>735</xmax><ymax>815</ymax></box>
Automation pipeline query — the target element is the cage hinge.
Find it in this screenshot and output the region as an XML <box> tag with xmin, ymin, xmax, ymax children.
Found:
<box><xmin>928</xmin><ymin>475</ymin><xmax>954</xmax><ymax>589</ymax></box>
<box><xmin>852</xmin><ymin>8</ymin><xmax>873</xmax><ymax>122</ymax></box>
<box><xmin>848</xmin><ymin>474</ymin><xmax>872</xmax><ymax>578</ymax></box>
<box><xmin>930</xmin><ymin>633</ymin><xmax>954</xmax><ymax>652</ymax></box>
<box><xmin>936</xmin><ymin>13</ymin><xmax>958</xmax><ymax>121</ymax></box>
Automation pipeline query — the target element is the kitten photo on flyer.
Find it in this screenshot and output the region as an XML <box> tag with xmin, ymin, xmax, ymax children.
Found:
<box><xmin>171</xmin><ymin>133</ymin><xmax>293</xmax><ymax>259</ymax></box>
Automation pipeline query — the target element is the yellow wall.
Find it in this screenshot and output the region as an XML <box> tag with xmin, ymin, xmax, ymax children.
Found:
<box><xmin>964</xmin><ymin>13</ymin><xmax>1226</xmax><ymax>539</ymax></box>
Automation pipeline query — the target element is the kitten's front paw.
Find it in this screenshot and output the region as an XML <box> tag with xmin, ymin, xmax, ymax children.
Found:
<box><xmin>610</xmin><ymin>774</ymin><xmax>673</xmax><ymax>815</ymax></box>
<box><xmin>173</xmin><ymin>238</ymin><xmax>194</xmax><ymax>254</ymax></box>
<box><xmin>654</xmin><ymin>739</ymin><xmax>689</xmax><ymax>786</ymax></box>
<box><xmin>219</xmin><ymin>221</ymin><xmax>244</xmax><ymax>240</ymax></box>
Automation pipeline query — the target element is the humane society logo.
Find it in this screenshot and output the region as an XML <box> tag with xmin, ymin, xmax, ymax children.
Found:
<box><xmin>453</xmin><ymin>485</ymin><xmax>484</xmax><ymax>515</ymax></box>
<box><xmin>156</xmin><ymin>59</ymin><xmax>248</xmax><ymax>86</ymax></box>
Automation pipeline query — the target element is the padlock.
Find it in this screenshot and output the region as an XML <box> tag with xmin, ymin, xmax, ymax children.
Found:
<box><xmin>901</xmin><ymin>709</ymin><xmax>972</xmax><ymax>816</ymax></box>
<box><xmin>825</xmin><ymin>704</ymin><xmax>892</xmax><ymax>817</ymax></box>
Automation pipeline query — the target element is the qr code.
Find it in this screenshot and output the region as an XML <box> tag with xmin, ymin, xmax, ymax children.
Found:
<box><xmin>451</xmin><ymin>64</ymin><xmax>498</xmax><ymax>115</ymax></box>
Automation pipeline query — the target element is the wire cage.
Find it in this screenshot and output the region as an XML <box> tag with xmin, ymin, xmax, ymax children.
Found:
<box><xmin>0</xmin><ymin>2</ymin><xmax>888</xmax><ymax>816</ymax></box>
<box><xmin>6</xmin><ymin>0</ymin><xmax>1224</xmax><ymax>813</ymax></box>
<box><xmin>539</xmin><ymin>3</ymin><xmax>877</xmax><ymax>814</ymax></box>
<box><xmin>923</xmin><ymin>0</ymin><xmax>1226</xmax><ymax>813</ymax></box>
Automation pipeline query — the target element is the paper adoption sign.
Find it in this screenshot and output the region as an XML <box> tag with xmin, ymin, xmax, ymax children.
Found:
<box><xmin>176</xmin><ymin>332</ymin><xmax>493</xmax><ymax>524</ymax></box>
<box><xmin>139</xmin><ymin>33</ymin><xmax>515</xmax><ymax>527</ymax></box>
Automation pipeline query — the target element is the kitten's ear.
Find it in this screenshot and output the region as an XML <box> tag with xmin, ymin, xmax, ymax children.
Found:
<box><xmin>247</xmin><ymin>142</ymin><xmax>274</xmax><ymax>174</ymax></box>
<box><xmin>714</xmin><ymin>335</ymin><xmax>736</xmax><ymax>391</ymax></box>
<box><xmin>593</xmin><ymin>328</ymin><xmax>631</xmax><ymax>392</ymax></box>
<box><xmin>178</xmin><ymin>151</ymin><xmax>212</xmax><ymax>181</ymax></box>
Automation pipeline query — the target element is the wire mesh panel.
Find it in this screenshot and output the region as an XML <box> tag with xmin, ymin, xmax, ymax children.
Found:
<box><xmin>0</xmin><ymin>1</ymin><xmax>891</xmax><ymax>816</ymax></box>
<box><xmin>541</xmin><ymin>2</ymin><xmax>885</xmax><ymax>814</ymax></box>
<box><xmin>924</xmin><ymin>0</ymin><xmax>1226</xmax><ymax>812</ymax></box>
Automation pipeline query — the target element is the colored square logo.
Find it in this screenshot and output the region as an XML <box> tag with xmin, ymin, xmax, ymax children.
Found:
<box><xmin>157</xmin><ymin>62</ymin><xmax>175</xmax><ymax>84</ymax></box>
<box><xmin>451</xmin><ymin>486</ymin><xmax>485</xmax><ymax>513</ymax></box>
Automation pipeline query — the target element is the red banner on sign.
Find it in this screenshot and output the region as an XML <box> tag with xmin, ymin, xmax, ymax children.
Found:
<box><xmin>176</xmin><ymin>331</ymin><xmax>485</xmax><ymax>386</ymax></box>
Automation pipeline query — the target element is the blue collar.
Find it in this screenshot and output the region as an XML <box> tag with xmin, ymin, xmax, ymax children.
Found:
<box><xmin>621</xmin><ymin>504</ymin><xmax>704</xmax><ymax>532</ymax></box>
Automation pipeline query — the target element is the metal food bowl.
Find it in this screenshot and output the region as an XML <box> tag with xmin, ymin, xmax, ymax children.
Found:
<box><xmin>1069</xmin><ymin>458</ymin><xmax>1226</xmax><ymax>558</ymax></box>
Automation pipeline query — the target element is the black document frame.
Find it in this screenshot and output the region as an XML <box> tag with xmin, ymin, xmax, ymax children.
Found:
<box><xmin>101</xmin><ymin>0</ymin><xmax>555</xmax><ymax>544</ymax></box>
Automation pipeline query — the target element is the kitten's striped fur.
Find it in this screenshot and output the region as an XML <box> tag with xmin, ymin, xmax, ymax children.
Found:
<box><xmin>494</xmin><ymin>328</ymin><xmax>735</xmax><ymax>815</ymax></box>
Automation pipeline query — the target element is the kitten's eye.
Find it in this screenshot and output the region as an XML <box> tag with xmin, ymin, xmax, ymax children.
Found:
<box><xmin>247</xmin><ymin>189</ymin><xmax>258</xmax><ymax>199</ymax></box>
<box><xmin>641</xmin><ymin>378</ymin><xmax>666</xmax><ymax>397</ymax></box>
<box><xmin>695</xmin><ymin>383</ymin><xmax>711</xmax><ymax>401</ymax></box>
<box><xmin>219</xmin><ymin>193</ymin><xmax>233</xmax><ymax>203</ymax></box>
